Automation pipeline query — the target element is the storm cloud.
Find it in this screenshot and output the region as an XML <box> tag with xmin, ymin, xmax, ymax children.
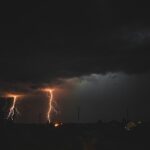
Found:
<box><xmin>0</xmin><ymin>1</ymin><xmax>150</xmax><ymax>123</ymax></box>
<box><xmin>0</xmin><ymin>0</ymin><xmax>150</xmax><ymax>85</ymax></box>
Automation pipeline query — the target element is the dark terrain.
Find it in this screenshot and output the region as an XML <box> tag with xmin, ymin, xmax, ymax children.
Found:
<box><xmin>0</xmin><ymin>122</ymin><xmax>150</xmax><ymax>150</ymax></box>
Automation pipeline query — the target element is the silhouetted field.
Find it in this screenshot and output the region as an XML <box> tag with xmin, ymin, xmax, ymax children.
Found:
<box><xmin>0</xmin><ymin>122</ymin><xmax>150</xmax><ymax>150</ymax></box>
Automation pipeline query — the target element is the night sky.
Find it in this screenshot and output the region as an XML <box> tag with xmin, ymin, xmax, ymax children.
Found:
<box><xmin>0</xmin><ymin>1</ymin><xmax>150</xmax><ymax>123</ymax></box>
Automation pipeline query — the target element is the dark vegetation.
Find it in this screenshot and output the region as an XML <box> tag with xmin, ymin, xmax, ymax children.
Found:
<box><xmin>0</xmin><ymin>121</ymin><xmax>150</xmax><ymax>150</ymax></box>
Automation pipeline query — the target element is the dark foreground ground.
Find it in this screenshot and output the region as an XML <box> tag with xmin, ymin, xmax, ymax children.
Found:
<box><xmin>0</xmin><ymin>122</ymin><xmax>150</xmax><ymax>150</ymax></box>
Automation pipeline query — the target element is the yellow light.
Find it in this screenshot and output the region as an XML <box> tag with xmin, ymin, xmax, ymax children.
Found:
<box><xmin>54</xmin><ymin>123</ymin><xmax>59</xmax><ymax>128</ymax></box>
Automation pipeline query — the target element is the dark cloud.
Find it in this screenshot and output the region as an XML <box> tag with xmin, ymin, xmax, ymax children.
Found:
<box><xmin>0</xmin><ymin>0</ymin><xmax>150</xmax><ymax>84</ymax></box>
<box><xmin>1</xmin><ymin>1</ymin><xmax>150</xmax><ymax>123</ymax></box>
<box><xmin>0</xmin><ymin>0</ymin><xmax>150</xmax><ymax>122</ymax></box>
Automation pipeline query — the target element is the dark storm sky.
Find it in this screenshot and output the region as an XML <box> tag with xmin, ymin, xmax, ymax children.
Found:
<box><xmin>0</xmin><ymin>1</ymin><xmax>150</xmax><ymax>123</ymax></box>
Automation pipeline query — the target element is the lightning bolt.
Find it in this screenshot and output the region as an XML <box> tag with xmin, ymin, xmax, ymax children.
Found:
<box><xmin>7</xmin><ymin>95</ymin><xmax>20</xmax><ymax>120</ymax></box>
<box><xmin>42</xmin><ymin>89</ymin><xmax>55</xmax><ymax>123</ymax></box>
<box><xmin>47</xmin><ymin>89</ymin><xmax>53</xmax><ymax>123</ymax></box>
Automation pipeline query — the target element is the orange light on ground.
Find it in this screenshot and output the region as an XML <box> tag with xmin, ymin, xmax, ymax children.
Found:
<box><xmin>54</xmin><ymin>123</ymin><xmax>59</xmax><ymax>128</ymax></box>
<box><xmin>53</xmin><ymin>121</ymin><xmax>63</xmax><ymax>128</ymax></box>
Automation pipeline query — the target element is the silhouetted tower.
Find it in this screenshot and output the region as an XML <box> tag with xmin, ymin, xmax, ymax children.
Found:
<box><xmin>38</xmin><ymin>113</ymin><xmax>42</xmax><ymax>124</ymax></box>
<box><xmin>77</xmin><ymin>106</ymin><xmax>80</xmax><ymax>122</ymax></box>
<box><xmin>126</xmin><ymin>108</ymin><xmax>129</xmax><ymax>122</ymax></box>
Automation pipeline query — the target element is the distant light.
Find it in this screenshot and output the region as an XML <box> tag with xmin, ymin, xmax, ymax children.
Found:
<box><xmin>53</xmin><ymin>121</ymin><xmax>63</xmax><ymax>128</ymax></box>
<box><xmin>54</xmin><ymin>123</ymin><xmax>59</xmax><ymax>128</ymax></box>
<box><xmin>125</xmin><ymin>121</ymin><xmax>137</xmax><ymax>131</ymax></box>
<box><xmin>137</xmin><ymin>121</ymin><xmax>142</xmax><ymax>124</ymax></box>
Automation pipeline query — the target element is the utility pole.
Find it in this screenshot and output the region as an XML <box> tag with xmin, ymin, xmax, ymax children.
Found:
<box><xmin>126</xmin><ymin>107</ymin><xmax>129</xmax><ymax>122</ymax></box>
<box><xmin>77</xmin><ymin>106</ymin><xmax>80</xmax><ymax>122</ymax></box>
<box><xmin>38</xmin><ymin>113</ymin><xmax>42</xmax><ymax>124</ymax></box>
